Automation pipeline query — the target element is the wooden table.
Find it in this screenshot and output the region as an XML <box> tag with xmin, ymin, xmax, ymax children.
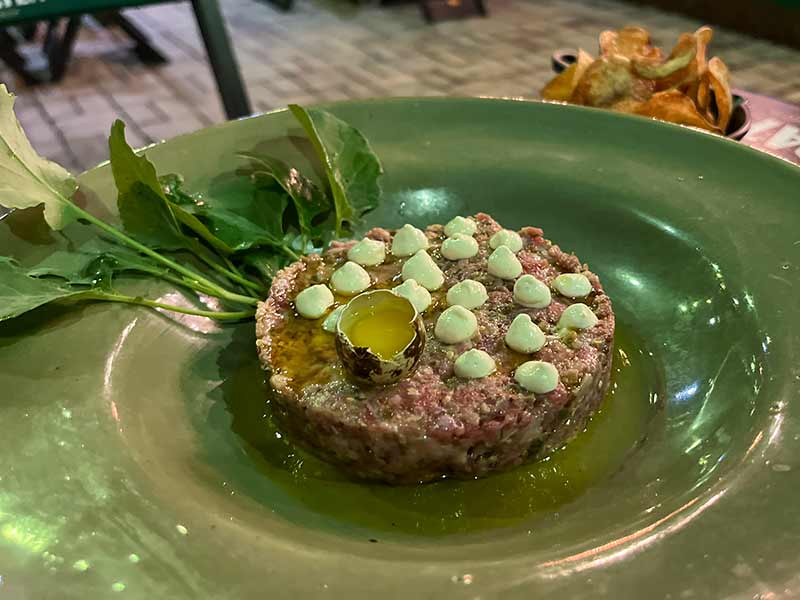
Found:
<box><xmin>0</xmin><ymin>0</ymin><xmax>251</xmax><ymax>120</ymax></box>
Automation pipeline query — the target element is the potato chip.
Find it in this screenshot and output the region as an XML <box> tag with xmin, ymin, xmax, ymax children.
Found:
<box><xmin>634</xmin><ymin>90</ymin><xmax>719</xmax><ymax>132</ymax></box>
<box><xmin>610</xmin><ymin>98</ymin><xmax>645</xmax><ymax>113</ymax></box>
<box><xmin>696</xmin><ymin>72</ymin><xmax>711</xmax><ymax>113</ymax></box>
<box><xmin>632</xmin><ymin>32</ymin><xmax>696</xmax><ymax>80</ymax></box>
<box><xmin>570</xmin><ymin>55</ymin><xmax>654</xmax><ymax>107</ymax></box>
<box><xmin>654</xmin><ymin>26</ymin><xmax>713</xmax><ymax>92</ymax></box>
<box><xmin>599</xmin><ymin>26</ymin><xmax>662</xmax><ymax>61</ymax></box>
<box><xmin>706</xmin><ymin>56</ymin><xmax>733</xmax><ymax>132</ymax></box>
<box><xmin>539</xmin><ymin>24</ymin><xmax>734</xmax><ymax>135</ymax></box>
<box><xmin>541</xmin><ymin>49</ymin><xmax>594</xmax><ymax>102</ymax></box>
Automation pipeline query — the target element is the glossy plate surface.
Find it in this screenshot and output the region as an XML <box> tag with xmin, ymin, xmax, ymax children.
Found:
<box><xmin>1</xmin><ymin>98</ymin><xmax>799</xmax><ymax>599</ymax></box>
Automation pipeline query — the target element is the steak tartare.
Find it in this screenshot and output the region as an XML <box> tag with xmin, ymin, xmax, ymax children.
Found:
<box><xmin>255</xmin><ymin>213</ymin><xmax>614</xmax><ymax>484</ymax></box>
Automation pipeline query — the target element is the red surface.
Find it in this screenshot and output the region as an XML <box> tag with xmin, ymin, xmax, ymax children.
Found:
<box><xmin>738</xmin><ymin>90</ymin><xmax>800</xmax><ymax>165</ymax></box>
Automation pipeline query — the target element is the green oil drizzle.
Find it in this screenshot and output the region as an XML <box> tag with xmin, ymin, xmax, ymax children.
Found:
<box><xmin>224</xmin><ymin>322</ymin><xmax>659</xmax><ymax>537</ymax></box>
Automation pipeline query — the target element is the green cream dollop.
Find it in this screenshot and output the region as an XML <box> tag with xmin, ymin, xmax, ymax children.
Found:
<box><xmin>488</xmin><ymin>245</ymin><xmax>523</xmax><ymax>280</ymax></box>
<box><xmin>392</xmin><ymin>279</ymin><xmax>432</xmax><ymax>313</ymax></box>
<box><xmin>295</xmin><ymin>284</ymin><xmax>334</xmax><ymax>319</ymax></box>
<box><xmin>446</xmin><ymin>279</ymin><xmax>488</xmax><ymax>309</ymax></box>
<box><xmin>515</xmin><ymin>360</ymin><xmax>559</xmax><ymax>393</ymax></box>
<box><xmin>444</xmin><ymin>216</ymin><xmax>477</xmax><ymax>237</ymax></box>
<box><xmin>347</xmin><ymin>238</ymin><xmax>386</xmax><ymax>266</ymax></box>
<box><xmin>558</xmin><ymin>303</ymin><xmax>598</xmax><ymax>330</ymax></box>
<box><xmin>331</xmin><ymin>261</ymin><xmax>371</xmax><ymax>296</ymax></box>
<box><xmin>454</xmin><ymin>348</ymin><xmax>496</xmax><ymax>379</ymax></box>
<box><xmin>513</xmin><ymin>274</ymin><xmax>551</xmax><ymax>308</ymax></box>
<box><xmin>401</xmin><ymin>250</ymin><xmax>445</xmax><ymax>291</ymax></box>
<box><xmin>553</xmin><ymin>273</ymin><xmax>592</xmax><ymax>298</ymax></box>
<box><xmin>489</xmin><ymin>229</ymin><xmax>523</xmax><ymax>253</ymax></box>
<box><xmin>434</xmin><ymin>305</ymin><xmax>478</xmax><ymax>344</ymax></box>
<box><xmin>391</xmin><ymin>224</ymin><xmax>429</xmax><ymax>257</ymax></box>
<box><xmin>505</xmin><ymin>313</ymin><xmax>545</xmax><ymax>354</ymax></box>
<box><xmin>441</xmin><ymin>234</ymin><xmax>479</xmax><ymax>260</ymax></box>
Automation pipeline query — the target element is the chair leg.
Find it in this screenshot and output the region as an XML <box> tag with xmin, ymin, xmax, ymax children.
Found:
<box><xmin>20</xmin><ymin>22</ymin><xmax>39</xmax><ymax>41</ymax></box>
<box><xmin>96</xmin><ymin>10</ymin><xmax>168</xmax><ymax>64</ymax></box>
<box><xmin>419</xmin><ymin>0</ymin><xmax>434</xmax><ymax>22</ymax></box>
<box><xmin>0</xmin><ymin>27</ymin><xmax>43</xmax><ymax>85</ymax></box>
<box><xmin>48</xmin><ymin>16</ymin><xmax>81</xmax><ymax>82</ymax></box>
<box><xmin>190</xmin><ymin>0</ymin><xmax>252</xmax><ymax>119</ymax></box>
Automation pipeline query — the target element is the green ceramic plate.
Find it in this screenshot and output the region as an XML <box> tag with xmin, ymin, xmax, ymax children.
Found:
<box><xmin>1</xmin><ymin>98</ymin><xmax>799</xmax><ymax>599</ymax></box>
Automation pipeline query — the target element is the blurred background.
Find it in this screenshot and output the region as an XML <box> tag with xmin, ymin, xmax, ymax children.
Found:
<box><xmin>1</xmin><ymin>0</ymin><xmax>799</xmax><ymax>173</ymax></box>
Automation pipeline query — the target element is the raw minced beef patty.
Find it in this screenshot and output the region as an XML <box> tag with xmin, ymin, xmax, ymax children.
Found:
<box><xmin>255</xmin><ymin>213</ymin><xmax>615</xmax><ymax>484</ymax></box>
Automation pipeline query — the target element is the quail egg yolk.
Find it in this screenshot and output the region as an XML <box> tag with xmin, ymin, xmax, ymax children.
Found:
<box><xmin>340</xmin><ymin>292</ymin><xmax>416</xmax><ymax>360</ymax></box>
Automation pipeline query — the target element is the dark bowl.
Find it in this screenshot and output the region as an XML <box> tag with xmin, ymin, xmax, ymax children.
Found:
<box><xmin>549</xmin><ymin>49</ymin><xmax>752</xmax><ymax>141</ymax></box>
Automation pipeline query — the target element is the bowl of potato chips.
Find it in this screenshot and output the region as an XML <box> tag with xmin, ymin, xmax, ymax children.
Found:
<box><xmin>542</xmin><ymin>25</ymin><xmax>751</xmax><ymax>140</ymax></box>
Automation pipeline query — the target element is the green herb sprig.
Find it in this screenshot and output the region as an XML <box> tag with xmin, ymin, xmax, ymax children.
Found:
<box><xmin>0</xmin><ymin>86</ymin><xmax>383</xmax><ymax>323</ymax></box>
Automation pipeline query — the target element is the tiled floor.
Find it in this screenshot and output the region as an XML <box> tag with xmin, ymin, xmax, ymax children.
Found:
<box><xmin>3</xmin><ymin>0</ymin><xmax>800</xmax><ymax>172</ymax></box>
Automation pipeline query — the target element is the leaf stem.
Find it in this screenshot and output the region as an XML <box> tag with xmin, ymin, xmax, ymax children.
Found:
<box><xmin>282</xmin><ymin>245</ymin><xmax>300</xmax><ymax>261</ymax></box>
<box><xmin>195</xmin><ymin>250</ymin><xmax>265</xmax><ymax>295</ymax></box>
<box><xmin>222</xmin><ymin>254</ymin><xmax>243</xmax><ymax>277</ymax></box>
<box><xmin>79</xmin><ymin>290</ymin><xmax>255</xmax><ymax>320</ymax></box>
<box><xmin>221</xmin><ymin>254</ymin><xmax>265</xmax><ymax>290</ymax></box>
<box><xmin>70</xmin><ymin>204</ymin><xmax>259</xmax><ymax>306</ymax></box>
<box><xmin>147</xmin><ymin>269</ymin><xmax>220</xmax><ymax>297</ymax></box>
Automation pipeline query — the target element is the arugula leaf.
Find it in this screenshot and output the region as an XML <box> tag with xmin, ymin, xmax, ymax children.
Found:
<box><xmin>196</xmin><ymin>187</ymin><xmax>290</xmax><ymax>253</ymax></box>
<box><xmin>108</xmin><ymin>121</ymin><xmax>167</xmax><ymax>203</ymax></box>
<box><xmin>0</xmin><ymin>96</ymin><xmax>259</xmax><ymax>313</ymax></box>
<box><xmin>116</xmin><ymin>181</ymin><xmax>188</xmax><ymax>250</ymax></box>
<box><xmin>288</xmin><ymin>105</ymin><xmax>382</xmax><ymax>236</ymax></box>
<box><xmin>0</xmin><ymin>257</ymin><xmax>90</xmax><ymax>322</ymax></box>
<box><xmin>27</xmin><ymin>238</ymin><xmax>166</xmax><ymax>285</ymax></box>
<box><xmin>237</xmin><ymin>152</ymin><xmax>328</xmax><ymax>243</ymax></box>
<box><xmin>0</xmin><ymin>101</ymin><xmax>387</xmax><ymax>327</ymax></box>
<box><xmin>171</xmin><ymin>203</ymin><xmax>235</xmax><ymax>255</ymax></box>
<box><xmin>1</xmin><ymin>257</ymin><xmax>254</xmax><ymax>322</ymax></box>
<box><xmin>110</xmin><ymin>122</ymin><xmax>187</xmax><ymax>250</ymax></box>
<box><xmin>159</xmin><ymin>174</ymin><xmax>198</xmax><ymax>206</ymax></box>
<box><xmin>241</xmin><ymin>249</ymin><xmax>290</xmax><ymax>282</ymax></box>
<box><xmin>109</xmin><ymin>121</ymin><xmax>234</xmax><ymax>256</ymax></box>
<box><xmin>27</xmin><ymin>247</ymin><xmax>103</xmax><ymax>284</ymax></box>
<box><xmin>158</xmin><ymin>173</ymin><xmax>238</xmax><ymax>255</ymax></box>
<box><xmin>0</xmin><ymin>84</ymin><xmax>78</xmax><ymax>230</ymax></box>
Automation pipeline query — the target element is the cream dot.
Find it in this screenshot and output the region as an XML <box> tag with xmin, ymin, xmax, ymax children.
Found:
<box><xmin>489</xmin><ymin>229</ymin><xmax>523</xmax><ymax>253</ymax></box>
<box><xmin>391</xmin><ymin>224</ymin><xmax>429</xmax><ymax>257</ymax></box>
<box><xmin>446</xmin><ymin>279</ymin><xmax>488</xmax><ymax>309</ymax></box>
<box><xmin>401</xmin><ymin>250</ymin><xmax>444</xmax><ymax>291</ymax></box>
<box><xmin>454</xmin><ymin>349</ymin><xmax>496</xmax><ymax>379</ymax></box>
<box><xmin>444</xmin><ymin>216</ymin><xmax>477</xmax><ymax>237</ymax></box>
<box><xmin>513</xmin><ymin>275</ymin><xmax>551</xmax><ymax>308</ymax></box>
<box><xmin>295</xmin><ymin>284</ymin><xmax>334</xmax><ymax>319</ymax></box>
<box><xmin>441</xmin><ymin>234</ymin><xmax>479</xmax><ymax>260</ymax></box>
<box><xmin>392</xmin><ymin>279</ymin><xmax>432</xmax><ymax>313</ymax></box>
<box><xmin>554</xmin><ymin>273</ymin><xmax>592</xmax><ymax>298</ymax></box>
<box><xmin>434</xmin><ymin>305</ymin><xmax>478</xmax><ymax>344</ymax></box>
<box><xmin>347</xmin><ymin>238</ymin><xmax>386</xmax><ymax>266</ymax></box>
<box><xmin>505</xmin><ymin>314</ymin><xmax>546</xmax><ymax>354</ymax></box>
<box><xmin>322</xmin><ymin>305</ymin><xmax>345</xmax><ymax>332</ymax></box>
<box><xmin>515</xmin><ymin>361</ymin><xmax>559</xmax><ymax>393</ymax></box>
<box><xmin>487</xmin><ymin>246</ymin><xmax>523</xmax><ymax>279</ymax></box>
<box><xmin>558</xmin><ymin>303</ymin><xmax>598</xmax><ymax>330</ymax></box>
<box><xmin>330</xmin><ymin>261</ymin><xmax>371</xmax><ymax>296</ymax></box>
